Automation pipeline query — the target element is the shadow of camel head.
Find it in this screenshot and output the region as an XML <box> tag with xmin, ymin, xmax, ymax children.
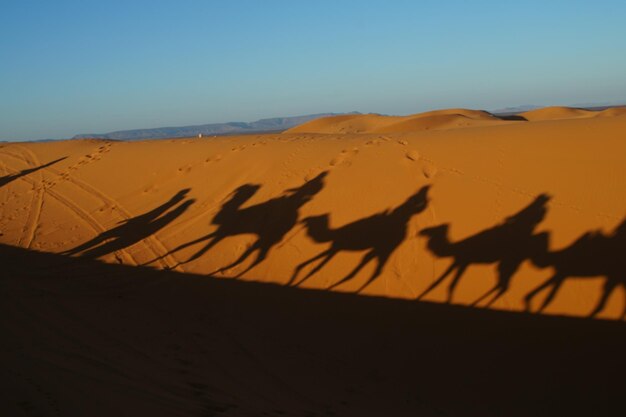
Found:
<box><xmin>397</xmin><ymin>185</ymin><xmax>430</xmax><ymax>215</ymax></box>
<box><xmin>229</xmin><ymin>183</ymin><xmax>261</xmax><ymax>202</ymax></box>
<box><xmin>419</xmin><ymin>223</ymin><xmax>448</xmax><ymax>238</ymax></box>
<box><xmin>285</xmin><ymin>171</ymin><xmax>328</xmax><ymax>201</ymax></box>
<box><xmin>172</xmin><ymin>188</ymin><xmax>192</xmax><ymax>202</ymax></box>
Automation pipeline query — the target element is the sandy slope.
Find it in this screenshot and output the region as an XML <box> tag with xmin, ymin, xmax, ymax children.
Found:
<box><xmin>2</xmin><ymin>107</ymin><xmax>626</xmax><ymax>416</ymax></box>
<box><xmin>1</xmin><ymin>109</ymin><xmax>625</xmax><ymax>319</ymax></box>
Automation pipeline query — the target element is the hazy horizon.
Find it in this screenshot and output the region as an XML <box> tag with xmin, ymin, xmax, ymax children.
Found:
<box><xmin>2</xmin><ymin>0</ymin><xmax>626</xmax><ymax>141</ymax></box>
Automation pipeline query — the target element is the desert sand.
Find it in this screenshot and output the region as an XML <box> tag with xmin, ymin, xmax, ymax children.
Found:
<box><xmin>1</xmin><ymin>107</ymin><xmax>625</xmax><ymax>416</ymax></box>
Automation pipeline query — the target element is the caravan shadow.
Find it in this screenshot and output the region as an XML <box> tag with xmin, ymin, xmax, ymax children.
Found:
<box><xmin>290</xmin><ymin>185</ymin><xmax>430</xmax><ymax>292</ymax></box>
<box><xmin>418</xmin><ymin>194</ymin><xmax>550</xmax><ymax>305</ymax></box>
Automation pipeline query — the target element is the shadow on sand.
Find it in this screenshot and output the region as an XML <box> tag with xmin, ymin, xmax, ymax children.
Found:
<box><xmin>289</xmin><ymin>185</ymin><xmax>430</xmax><ymax>292</ymax></box>
<box><xmin>154</xmin><ymin>172</ymin><xmax>328</xmax><ymax>276</ymax></box>
<box><xmin>526</xmin><ymin>219</ymin><xmax>626</xmax><ymax>317</ymax></box>
<box><xmin>62</xmin><ymin>189</ymin><xmax>195</xmax><ymax>260</ymax></box>
<box><xmin>0</xmin><ymin>157</ymin><xmax>66</xmax><ymax>188</ymax></box>
<box><xmin>2</xmin><ymin>243</ymin><xmax>626</xmax><ymax>417</ymax></box>
<box><xmin>418</xmin><ymin>194</ymin><xmax>550</xmax><ymax>306</ymax></box>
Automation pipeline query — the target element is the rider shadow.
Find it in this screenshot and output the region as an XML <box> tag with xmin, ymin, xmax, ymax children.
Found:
<box><xmin>417</xmin><ymin>194</ymin><xmax>550</xmax><ymax>306</ymax></box>
<box><xmin>0</xmin><ymin>157</ymin><xmax>66</xmax><ymax>188</ymax></box>
<box><xmin>525</xmin><ymin>218</ymin><xmax>626</xmax><ymax>318</ymax></box>
<box><xmin>62</xmin><ymin>189</ymin><xmax>195</xmax><ymax>260</ymax></box>
<box><xmin>158</xmin><ymin>172</ymin><xmax>328</xmax><ymax>277</ymax></box>
<box><xmin>289</xmin><ymin>185</ymin><xmax>430</xmax><ymax>293</ymax></box>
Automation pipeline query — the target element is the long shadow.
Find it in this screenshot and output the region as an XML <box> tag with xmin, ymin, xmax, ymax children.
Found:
<box><xmin>525</xmin><ymin>218</ymin><xmax>626</xmax><ymax>317</ymax></box>
<box><xmin>158</xmin><ymin>172</ymin><xmax>328</xmax><ymax>276</ymax></box>
<box><xmin>289</xmin><ymin>185</ymin><xmax>430</xmax><ymax>292</ymax></box>
<box><xmin>0</xmin><ymin>157</ymin><xmax>66</xmax><ymax>188</ymax></box>
<box><xmin>418</xmin><ymin>194</ymin><xmax>550</xmax><ymax>305</ymax></box>
<box><xmin>3</xmin><ymin>243</ymin><xmax>626</xmax><ymax>417</ymax></box>
<box><xmin>62</xmin><ymin>189</ymin><xmax>195</xmax><ymax>259</ymax></box>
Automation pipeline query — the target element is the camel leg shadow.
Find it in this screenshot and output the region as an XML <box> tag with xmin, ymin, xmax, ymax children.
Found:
<box><xmin>210</xmin><ymin>241</ymin><xmax>270</xmax><ymax>278</ymax></box>
<box><xmin>524</xmin><ymin>273</ymin><xmax>564</xmax><ymax>313</ymax></box>
<box><xmin>327</xmin><ymin>251</ymin><xmax>388</xmax><ymax>292</ymax></box>
<box><xmin>471</xmin><ymin>260</ymin><xmax>519</xmax><ymax>308</ymax></box>
<box><xmin>417</xmin><ymin>262</ymin><xmax>467</xmax><ymax>303</ymax></box>
<box><xmin>589</xmin><ymin>279</ymin><xmax>619</xmax><ymax>318</ymax></box>
<box><xmin>289</xmin><ymin>249</ymin><xmax>335</xmax><ymax>287</ymax></box>
<box><xmin>144</xmin><ymin>232</ymin><xmax>218</xmax><ymax>266</ymax></box>
<box><xmin>354</xmin><ymin>253</ymin><xmax>390</xmax><ymax>293</ymax></box>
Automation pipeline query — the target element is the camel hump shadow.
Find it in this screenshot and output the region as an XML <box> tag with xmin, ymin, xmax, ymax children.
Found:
<box><xmin>525</xmin><ymin>218</ymin><xmax>626</xmax><ymax>318</ymax></box>
<box><xmin>156</xmin><ymin>171</ymin><xmax>329</xmax><ymax>276</ymax></box>
<box><xmin>289</xmin><ymin>185</ymin><xmax>430</xmax><ymax>292</ymax></box>
<box><xmin>417</xmin><ymin>194</ymin><xmax>550</xmax><ymax>307</ymax></box>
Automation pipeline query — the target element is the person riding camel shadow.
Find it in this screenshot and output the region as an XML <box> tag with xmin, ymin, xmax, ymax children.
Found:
<box><xmin>157</xmin><ymin>172</ymin><xmax>328</xmax><ymax>277</ymax></box>
<box><xmin>62</xmin><ymin>189</ymin><xmax>194</xmax><ymax>260</ymax></box>
<box><xmin>418</xmin><ymin>194</ymin><xmax>550</xmax><ymax>306</ymax></box>
<box><xmin>524</xmin><ymin>218</ymin><xmax>626</xmax><ymax>318</ymax></box>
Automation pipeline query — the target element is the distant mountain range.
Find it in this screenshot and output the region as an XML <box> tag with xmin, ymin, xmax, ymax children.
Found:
<box><xmin>73</xmin><ymin>113</ymin><xmax>358</xmax><ymax>140</ymax></box>
<box><xmin>491</xmin><ymin>105</ymin><xmax>543</xmax><ymax>114</ymax></box>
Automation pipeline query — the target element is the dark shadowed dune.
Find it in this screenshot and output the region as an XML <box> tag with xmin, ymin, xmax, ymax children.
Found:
<box><xmin>2</xmin><ymin>244</ymin><xmax>625</xmax><ymax>417</ymax></box>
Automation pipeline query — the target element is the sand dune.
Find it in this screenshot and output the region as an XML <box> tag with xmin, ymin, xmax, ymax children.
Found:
<box><xmin>286</xmin><ymin>108</ymin><xmax>509</xmax><ymax>134</ymax></box>
<box><xmin>288</xmin><ymin>106</ymin><xmax>626</xmax><ymax>135</ymax></box>
<box><xmin>595</xmin><ymin>106</ymin><xmax>626</xmax><ymax>117</ymax></box>
<box><xmin>2</xmin><ymin>109</ymin><xmax>625</xmax><ymax>318</ymax></box>
<box><xmin>519</xmin><ymin>106</ymin><xmax>598</xmax><ymax>121</ymax></box>
<box><xmin>2</xmin><ymin>107</ymin><xmax>625</xmax><ymax>416</ymax></box>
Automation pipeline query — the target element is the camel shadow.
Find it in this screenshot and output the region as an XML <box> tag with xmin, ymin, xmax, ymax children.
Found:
<box><xmin>418</xmin><ymin>194</ymin><xmax>550</xmax><ymax>306</ymax></box>
<box><xmin>0</xmin><ymin>157</ymin><xmax>67</xmax><ymax>188</ymax></box>
<box><xmin>62</xmin><ymin>189</ymin><xmax>195</xmax><ymax>260</ymax></box>
<box><xmin>157</xmin><ymin>172</ymin><xmax>328</xmax><ymax>277</ymax></box>
<box><xmin>525</xmin><ymin>218</ymin><xmax>626</xmax><ymax>318</ymax></box>
<box><xmin>289</xmin><ymin>185</ymin><xmax>430</xmax><ymax>292</ymax></box>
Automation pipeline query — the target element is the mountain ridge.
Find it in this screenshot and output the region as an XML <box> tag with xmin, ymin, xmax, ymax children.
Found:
<box><xmin>73</xmin><ymin>112</ymin><xmax>359</xmax><ymax>140</ymax></box>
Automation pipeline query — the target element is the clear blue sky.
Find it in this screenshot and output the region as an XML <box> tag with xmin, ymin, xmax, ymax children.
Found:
<box><xmin>2</xmin><ymin>0</ymin><xmax>626</xmax><ymax>140</ymax></box>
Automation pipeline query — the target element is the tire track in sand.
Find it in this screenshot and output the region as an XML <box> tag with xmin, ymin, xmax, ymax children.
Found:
<box><xmin>1</xmin><ymin>149</ymin><xmax>46</xmax><ymax>249</ymax></box>
<box><xmin>16</xmin><ymin>144</ymin><xmax>180</xmax><ymax>270</ymax></box>
<box><xmin>1</xmin><ymin>148</ymin><xmax>138</xmax><ymax>265</ymax></box>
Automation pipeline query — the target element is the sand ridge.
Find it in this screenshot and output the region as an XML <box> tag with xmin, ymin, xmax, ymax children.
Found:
<box><xmin>287</xmin><ymin>105</ymin><xmax>626</xmax><ymax>134</ymax></box>
<box><xmin>286</xmin><ymin>108</ymin><xmax>508</xmax><ymax>134</ymax></box>
<box><xmin>1</xmin><ymin>109</ymin><xmax>625</xmax><ymax>319</ymax></box>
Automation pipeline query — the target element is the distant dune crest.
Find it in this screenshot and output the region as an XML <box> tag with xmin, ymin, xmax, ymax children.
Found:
<box><xmin>287</xmin><ymin>106</ymin><xmax>626</xmax><ymax>134</ymax></box>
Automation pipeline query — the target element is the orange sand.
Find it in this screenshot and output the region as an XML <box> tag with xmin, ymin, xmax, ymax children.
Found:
<box><xmin>2</xmin><ymin>106</ymin><xmax>625</xmax><ymax>416</ymax></box>
<box><xmin>1</xmin><ymin>107</ymin><xmax>625</xmax><ymax>318</ymax></box>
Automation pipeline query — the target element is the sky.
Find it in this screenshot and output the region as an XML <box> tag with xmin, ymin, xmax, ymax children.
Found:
<box><xmin>1</xmin><ymin>0</ymin><xmax>626</xmax><ymax>141</ymax></box>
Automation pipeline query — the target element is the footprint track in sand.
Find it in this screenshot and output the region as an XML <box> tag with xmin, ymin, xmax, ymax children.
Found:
<box><xmin>364</xmin><ymin>136</ymin><xmax>391</xmax><ymax>147</ymax></box>
<box><xmin>205</xmin><ymin>154</ymin><xmax>224</xmax><ymax>163</ymax></box>
<box><xmin>421</xmin><ymin>162</ymin><xmax>438</xmax><ymax>179</ymax></box>
<box><xmin>177</xmin><ymin>165</ymin><xmax>193</xmax><ymax>174</ymax></box>
<box><xmin>329</xmin><ymin>147</ymin><xmax>359</xmax><ymax>167</ymax></box>
<box><xmin>405</xmin><ymin>150</ymin><xmax>420</xmax><ymax>162</ymax></box>
<box><xmin>401</xmin><ymin>149</ymin><xmax>437</xmax><ymax>179</ymax></box>
<box><xmin>69</xmin><ymin>142</ymin><xmax>113</xmax><ymax>169</ymax></box>
<box><xmin>30</xmin><ymin>142</ymin><xmax>115</xmax><ymax>188</ymax></box>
